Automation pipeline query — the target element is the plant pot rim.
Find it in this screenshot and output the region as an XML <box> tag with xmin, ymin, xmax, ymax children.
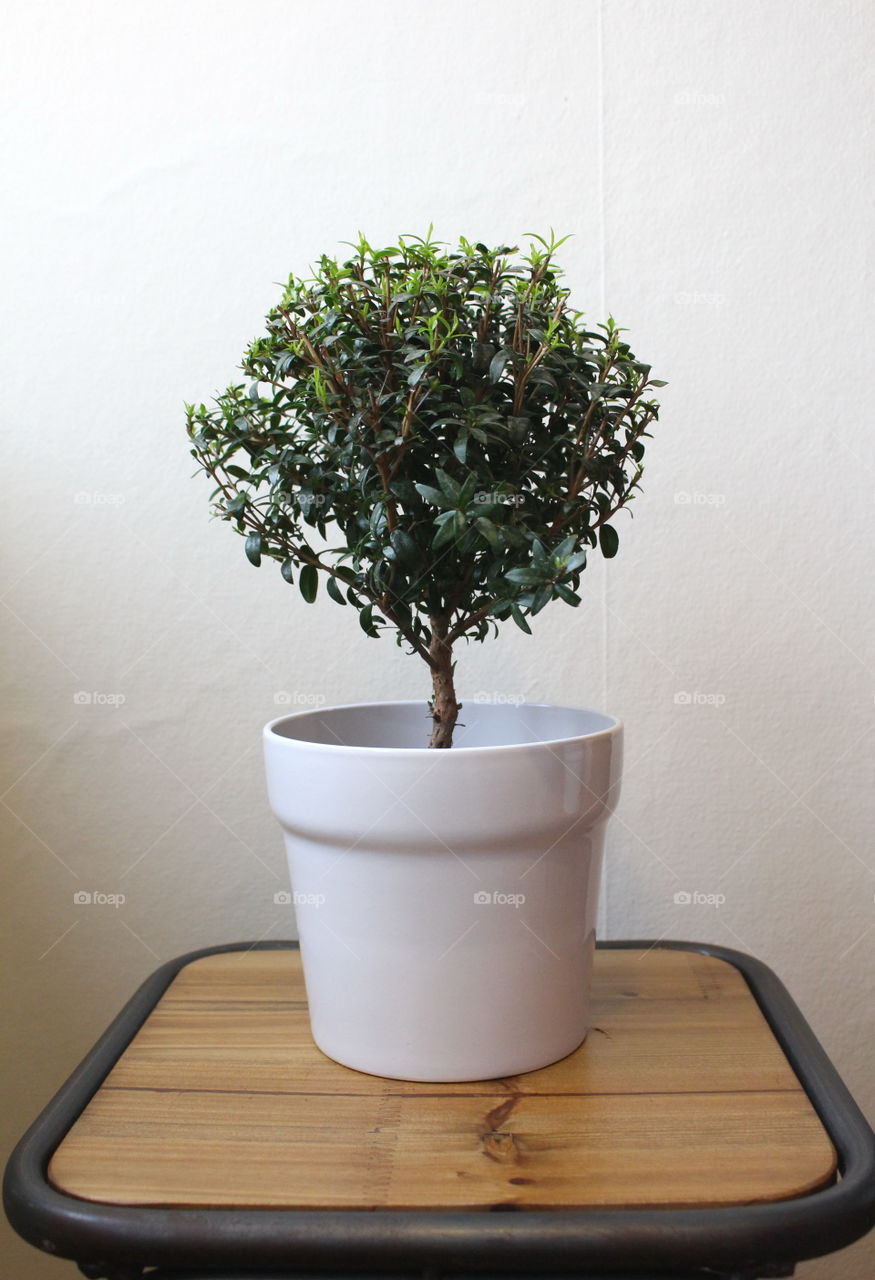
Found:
<box><xmin>264</xmin><ymin>698</ymin><xmax>621</xmax><ymax>757</ymax></box>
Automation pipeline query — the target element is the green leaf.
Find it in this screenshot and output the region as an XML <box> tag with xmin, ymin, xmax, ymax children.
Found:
<box><xmin>507</xmin><ymin>415</ymin><xmax>529</xmax><ymax>444</ymax></box>
<box><xmin>530</xmin><ymin>586</ymin><xmax>552</xmax><ymax>615</ymax></box>
<box><xmin>510</xmin><ymin>603</ymin><xmax>532</xmax><ymax>634</ymax></box>
<box><xmin>599</xmin><ymin>524</ymin><xmax>619</xmax><ymax>558</ymax></box>
<box><xmin>414</xmin><ymin>482</ymin><xmax>452</xmax><ymax>509</ymax></box>
<box><xmin>457</xmin><ymin>472</ymin><xmax>479</xmax><ymax>510</ymax></box>
<box><xmin>299</xmin><ymin>564</ymin><xmax>319</xmax><ymax>602</ymax></box>
<box><xmin>389</xmin><ymin>529</ymin><xmax>420</xmax><ymax>567</ymax></box>
<box><xmin>432</xmin><ymin>514</ymin><xmax>458</xmax><ymax>550</ymax></box>
<box><xmin>488</xmin><ymin>348</ymin><xmax>511</xmax><ymax>382</ymax></box>
<box><xmin>280</xmin><ymin>558</ymin><xmax>295</xmax><ymax>584</ymax></box>
<box><xmin>326</xmin><ymin>576</ymin><xmax>347</xmax><ymax>605</ymax></box>
<box><xmin>435</xmin><ymin>468</ymin><xmax>461</xmax><ymax>505</ymax></box>
<box><xmin>555</xmin><ymin>582</ymin><xmax>581</xmax><ymax>606</ymax></box>
<box><xmin>474</xmin><ymin>516</ymin><xmax>500</xmax><ymax>548</ymax></box>
<box><xmin>244</xmin><ymin>533</ymin><xmax>262</xmax><ymax>566</ymax></box>
<box><xmin>359</xmin><ymin>603</ymin><xmax>380</xmax><ymax>637</ymax></box>
<box><xmin>505</xmin><ymin>567</ymin><xmax>542</xmax><ymax>586</ymax></box>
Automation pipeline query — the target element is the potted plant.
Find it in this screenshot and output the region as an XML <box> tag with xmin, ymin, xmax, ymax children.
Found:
<box><xmin>186</xmin><ymin>231</ymin><xmax>663</xmax><ymax>1081</ymax></box>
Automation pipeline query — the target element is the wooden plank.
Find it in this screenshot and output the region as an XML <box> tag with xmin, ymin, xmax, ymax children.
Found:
<box><xmin>47</xmin><ymin>948</ymin><xmax>836</xmax><ymax>1210</ymax></box>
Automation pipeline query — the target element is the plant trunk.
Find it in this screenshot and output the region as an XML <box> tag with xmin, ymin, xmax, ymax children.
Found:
<box><xmin>428</xmin><ymin>619</ymin><xmax>461</xmax><ymax>749</ymax></box>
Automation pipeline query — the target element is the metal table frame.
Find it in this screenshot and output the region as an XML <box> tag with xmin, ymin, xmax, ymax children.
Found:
<box><xmin>5</xmin><ymin>939</ymin><xmax>875</xmax><ymax>1280</ymax></box>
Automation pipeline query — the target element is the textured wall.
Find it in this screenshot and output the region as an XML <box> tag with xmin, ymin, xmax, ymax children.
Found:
<box><xmin>2</xmin><ymin>2</ymin><xmax>873</xmax><ymax>1276</ymax></box>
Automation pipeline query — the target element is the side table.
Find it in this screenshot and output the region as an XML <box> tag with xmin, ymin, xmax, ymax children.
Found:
<box><xmin>5</xmin><ymin>940</ymin><xmax>875</xmax><ymax>1279</ymax></box>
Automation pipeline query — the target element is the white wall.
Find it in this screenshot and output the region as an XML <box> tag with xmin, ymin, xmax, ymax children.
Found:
<box><xmin>2</xmin><ymin>2</ymin><xmax>873</xmax><ymax>1276</ymax></box>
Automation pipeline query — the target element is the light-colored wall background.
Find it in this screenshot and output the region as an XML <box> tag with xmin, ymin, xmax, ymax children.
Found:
<box><xmin>2</xmin><ymin>1</ymin><xmax>873</xmax><ymax>1275</ymax></box>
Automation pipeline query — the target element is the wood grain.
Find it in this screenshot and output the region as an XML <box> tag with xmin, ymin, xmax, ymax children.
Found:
<box><xmin>48</xmin><ymin>947</ymin><xmax>836</xmax><ymax>1210</ymax></box>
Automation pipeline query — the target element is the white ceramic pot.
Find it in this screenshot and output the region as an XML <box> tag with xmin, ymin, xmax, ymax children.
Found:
<box><xmin>263</xmin><ymin>700</ymin><xmax>622</xmax><ymax>1081</ymax></box>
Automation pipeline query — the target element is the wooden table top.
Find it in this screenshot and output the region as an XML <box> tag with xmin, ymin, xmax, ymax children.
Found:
<box><xmin>47</xmin><ymin>946</ymin><xmax>836</xmax><ymax>1212</ymax></box>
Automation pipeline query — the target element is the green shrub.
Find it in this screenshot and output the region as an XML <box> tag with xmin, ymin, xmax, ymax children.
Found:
<box><xmin>186</xmin><ymin>231</ymin><xmax>663</xmax><ymax>746</ymax></box>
